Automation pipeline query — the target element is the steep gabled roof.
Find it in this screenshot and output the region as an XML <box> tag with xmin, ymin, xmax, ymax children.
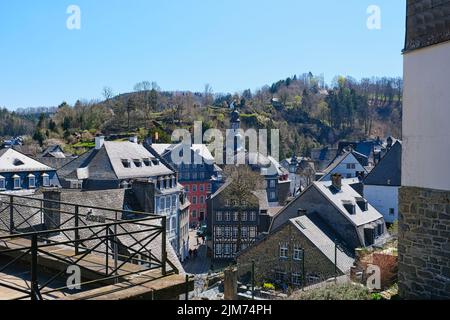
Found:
<box><xmin>364</xmin><ymin>141</ymin><xmax>402</xmax><ymax>186</ymax></box>
<box><xmin>0</xmin><ymin>148</ymin><xmax>54</xmax><ymax>173</ymax></box>
<box><xmin>290</xmin><ymin>214</ymin><xmax>355</xmax><ymax>273</ymax></box>
<box><xmin>313</xmin><ymin>180</ymin><xmax>384</xmax><ymax>227</ymax></box>
<box><xmin>321</xmin><ymin>151</ymin><xmax>368</xmax><ymax>177</ymax></box>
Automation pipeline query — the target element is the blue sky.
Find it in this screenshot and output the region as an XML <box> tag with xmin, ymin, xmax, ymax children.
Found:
<box><xmin>0</xmin><ymin>0</ymin><xmax>406</xmax><ymax>109</ymax></box>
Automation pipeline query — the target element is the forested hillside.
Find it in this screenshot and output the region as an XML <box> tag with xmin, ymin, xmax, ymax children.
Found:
<box><xmin>7</xmin><ymin>73</ymin><xmax>402</xmax><ymax>158</ymax></box>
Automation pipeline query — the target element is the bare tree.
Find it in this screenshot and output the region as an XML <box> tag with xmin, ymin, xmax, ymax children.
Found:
<box><xmin>203</xmin><ymin>84</ymin><xmax>214</xmax><ymax>107</ymax></box>
<box><xmin>102</xmin><ymin>87</ymin><xmax>115</xmax><ymax>101</ymax></box>
<box><xmin>222</xmin><ymin>165</ymin><xmax>265</xmax><ymax>254</ymax></box>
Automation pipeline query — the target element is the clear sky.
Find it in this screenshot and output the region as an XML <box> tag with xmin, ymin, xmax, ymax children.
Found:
<box><xmin>0</xmin><ymin>0</ymin><xmax>406</xmax><ymax>109</ymax></box>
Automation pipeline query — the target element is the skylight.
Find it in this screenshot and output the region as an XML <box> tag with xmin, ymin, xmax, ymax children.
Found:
<box><xmin>13</xmin><ymin>159</ymin><xmax>25</xmax><ymax>166</ymax></box>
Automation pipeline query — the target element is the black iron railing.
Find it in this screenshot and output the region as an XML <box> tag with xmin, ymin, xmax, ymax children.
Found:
<box><xmin>0</xmin><ymin>194</ymin><xmax>178</xmax><ymax>300</ymax></box>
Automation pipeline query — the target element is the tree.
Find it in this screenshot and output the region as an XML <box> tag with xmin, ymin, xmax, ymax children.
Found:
<box><xmin>203</xmin><ymin>84</ymin><xmax>214</xmax><ymax>107</ymax></box>
<box><xmin>102</xmin><ymin>87</ymin><xmax>115</xmax><ymax>101</ymax></box>
<box><xmin>222</xmin><ymin>166</ymin><xmax>265</xmax><ymax>254</ymax></box>
<box><xmin>126</xmin><ymin>97</ymin><xmax>136</xmax><ymax>133</ymax></box>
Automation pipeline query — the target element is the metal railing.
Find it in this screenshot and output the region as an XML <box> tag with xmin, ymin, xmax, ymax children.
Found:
<box><xmin>0</xmin><ymin>194</ymin><xmax>178</xmax><ymax>300</ymax></box>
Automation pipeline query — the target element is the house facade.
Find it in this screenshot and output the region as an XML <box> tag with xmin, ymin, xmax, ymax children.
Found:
<box><xmin>237</xmin><ymin>214</ymin><xmax>354</xmax><ymax>288</ymax></box>
<box><xmin>319</xmin><ymin>150</ymin><xmax>368</xmax><ymax>182</ymax></box>
<box><xmin>364</xmin><ymin>141</ymin><xmax>402</xmax><ymax>224</ymax></box>
<box><xmin>0</xmin><ymin>148</ymin><xmax>60</xmax><ymax>194</ymax></box>
<box><xmin>206</xmin><ymin>181</ymin><xmax>270</xmax><ymax>261</ymax></box>
<box><xmin>271</xmin><ymin>175</ymin><xmax>389</xmax><ymax>250</ymax></box>
<box><xmin>148</xmin><ymin>142</ymin><xmax>223</xmax><ymax>227</ymax></box>
<box><xmin>56</xmin><ymin>137</ymin><xmax>188</xmax><ymax>260</ymax></box>
<box><xmin>281</xmin><ymin>155</ymin><xmax>316</xmax><ymax>196</ymax></box>
<box><xmin>399</xmin><ymin>0</ymin><xmax>450</xmax><ymax>299</ymax></box>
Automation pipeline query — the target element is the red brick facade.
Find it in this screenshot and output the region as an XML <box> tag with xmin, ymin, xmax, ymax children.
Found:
<box><xmin>182</xmin><ymin>181</ymin><xmax>212</xmax><ymax>227</ymax></box>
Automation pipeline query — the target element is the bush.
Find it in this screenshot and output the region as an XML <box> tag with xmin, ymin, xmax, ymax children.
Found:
<box><xmin>263</xmin><ymin>283</ymin><xmax>275</xmax><ymax>291</ymax></box>
<box><xmin>289</xmin><ymin>283</ymin><xmax>371</xmax><ymax>300</ymax></box>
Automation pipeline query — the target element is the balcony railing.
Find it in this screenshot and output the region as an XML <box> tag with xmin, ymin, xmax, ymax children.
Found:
<box><xmin>0</xmin><ymin>194</ymin><xmax>178</xmax><ymax>300</ymax></box>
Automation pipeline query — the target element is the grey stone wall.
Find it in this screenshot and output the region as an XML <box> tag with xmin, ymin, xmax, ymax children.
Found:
<box><xmin>399</xmin><ymin>186</ymin><xmax>450</xmax><ymax>299</ymax></box>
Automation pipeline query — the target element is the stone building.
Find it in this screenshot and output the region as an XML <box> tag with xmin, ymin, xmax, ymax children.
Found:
<box><xmin>271</xmin><ymin>175</ymin><xmax>389</xmax><ymax>250</ymax></box>
<box><xmin>206</xmin><ymin>180</ymin><xmax>271</xmax><ymax>261</ymax></box>
<box><xmin>399</xmin><ymin>0</ymin><xmax>450</xmax><ymax>299</ymax></box>
<box><xmin>237</xmin><ymin>213</ymin><xmax>354</xmax><ymax>288</ymax></box>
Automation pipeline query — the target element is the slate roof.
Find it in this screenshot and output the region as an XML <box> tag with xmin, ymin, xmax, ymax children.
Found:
<box><xmin>290</xmin><ymin>214</ymin><xmax>355</xmax><ymax>273</ymax></box>
<box><xmin>0</xmin><ymin>148</ymin><xmax>54</xmax><ymax>173</ymax></box>
<box><xmin>364</xmin><ymin>141</ymin><xmax>402</xmax><ymax>186</ymax></box>
<box><xmin>151</xmin><ymin>143</ymin><xmax>215</xmax><ymax>163</ymax></box>
<box><xmin>404</xmin><ymin>0</ymin><xmax>450</xmax><ymax>52</ymax></box>
<box><xmin>313</xmin><ymin>180</ymin><xmax>384</xmax><ymax>227</ymax></box>
<box><xmin>37</xmin><ymin>157</ymin><xmax>75</xmax><ymax>170</ymax></box>
<box><xmin>104</xmin><ymin>142</ymin><xmax>173</xmax><ymax>180</ymax></box>
<box><xmin>321</xmin><ymin>151</ymin><xmax>368</xmax><ymax>177</ymax></box>
<box><xmin>41</xmin><ymin>145</ymin><xmax>66</xmax><ymax>158</ymax></box>
<box><xmin>57</xmin><ymin>142</ymin><xmax>174</xmax><ymax>182</ymax></box>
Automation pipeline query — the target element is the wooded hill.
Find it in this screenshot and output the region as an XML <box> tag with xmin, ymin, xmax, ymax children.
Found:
<box><xmin>5</xmin><ymin>73</ymin><xmax>403</xmax><ymax>158</ymax></box>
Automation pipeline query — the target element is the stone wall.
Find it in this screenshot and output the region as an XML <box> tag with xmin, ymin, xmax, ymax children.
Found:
<box><xmin>237</xmin><ymin>223</ymin><xmax>340</xmax><ymax>287</ymax></box>
<box><xmin>398</xmin><ymin>186</ymin><xmax>450</xmax><ymax>299</ymax></box>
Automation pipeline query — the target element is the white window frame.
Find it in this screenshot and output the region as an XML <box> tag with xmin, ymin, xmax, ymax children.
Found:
<box><xmin>28</xmin><ymin>174</ymin><xmax>36</xmax><ymax>189</ymax></box>
<box><xmin>42</xmin><ymin>174</ymin><xmax>50</xmax><ymax>187</ymax></box>
<box><xmin>0</xmin><ymin>176</ymin><xmax>5</xmax><ymax>190</ymax></box>
<box><xmin>13</xmin><ymin>176</ymin><xmax>21</xmax><ymax>189</ymax></box>
<box><xmin>292</xmin><ymin>273</ymin><xmax>302</xmax><ymax>286</ymax></box>
<box><xmin>279</xmin><ymin>243</ymin><xmax>288</xmax><ymax>259</ymax></box>
<box><xmin>293</xmin><ymin>246</ymin><xmax>303</xmax><ymax>261</ymax></box>
<box><xmin>216</xmin><ymin>212</ymin><xmax>223</xmax><ymax>221</ymax></box>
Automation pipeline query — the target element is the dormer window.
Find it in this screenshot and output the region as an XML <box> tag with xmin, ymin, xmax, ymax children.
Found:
<box><xmin>28</xmin><ymin>174</ymin><xmax>36</xmax><ymax>189</ymax></box>
<box><xmin>171</xmin><ymin>176</ymin><xmax>176</xmax><ymax>188</ymax></box>
<box><xmin>159</xmin><ymin>178</ymin><xmax>164</xmax><ymax>190</ymax></box>
<box><xmin>42</xmin><ymin>173</ymin><xmax>50</xmax><ymax>187</ymax></box>
<box><xmin>143</xmin><ymin>159</ymin><xmax>151</xmax><ymax>167</ymax></box>
<box><xmin>0</xmin><ymin>176</ymin><xmax>5</xmax><ymax>190</ymax></box>
<box><xmin>152</xmin><ymin>159</ymin><xmax>159</xmax><ymax>166</ymax></box>
<box><xmin>342</xmin><ymin>200</ymin><xmax>356</xmax><ymax>215</ymax></box>
<box><xmin>165</xmin><ymin>177</ymin><xmax>170</xmax><ymax>189</ymax></box>
<box><xmin>13</xmin><ymin>175</ymin><xmax>21</xmax><ymax>189</ymax></box>
<box><xmin>122</xmin><ymin>159</ymin><xmax>131</xmax><ymax>168</ymax></box>
<box><xmin>133</xmin><ymin>159</ymin><xmax>142</xmax><ymax>167</ymax></box>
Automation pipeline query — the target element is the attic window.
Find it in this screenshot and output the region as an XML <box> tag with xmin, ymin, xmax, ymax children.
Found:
<box><xmin>122</xmin><ymin>159</ymin><xmax>131</xmax><ymax>168</ymax></box>
<box><xmin>143</xmin><ymin>159</ymin><xmax>151</xmax><ymax>167</ymax></box>
<box><xmin>342</xmin><ymin>200</ymin><xmax>356</xmax><ymax>215</ymax></box>
<box><xmin>355</xmin><ymin>197</ymin><xmax>368</xmax><ymax>212</ymax></box>
<box><xmin>13</xmin><ymin>159</ymin><xmax>25</xmax><ymax>166</ymax></box>
<box><xmin>133</xmin><ymin>159</ymin><xmax>142</xmax><ymax>167</ymax></box>
<box><xmin>152</xmin><ymin>159</ymin><xmax>159</xmax><ymax>166</ymax></box>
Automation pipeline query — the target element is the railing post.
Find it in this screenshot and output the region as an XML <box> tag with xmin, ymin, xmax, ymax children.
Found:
<box><xmin>9</xmin><ymin>195</ymin><xmax>14</xmax><ymax>234</ymax></box>
<box><xmin>162</xmin><ymin>216</ymin><xmax>167</xmax><ymax>276</ymax></box>
<box><xmin>113</xmin><ymin>222</ymin><xmax>118</xmax><ymax>284</ymax></box>
<box><xmin>105</xmin><ymin>227</ymin><xmax>109</xmax><ymax>276</ymax></box>
<box><xmin>74</xmin><ymin>205</ymin><xmax>80</xmax><ymax>255</ymax></box>
<box><xmin>31</xmin><ymin>234</ymin><xmax>39</xmax><ymax>300</ymax></box>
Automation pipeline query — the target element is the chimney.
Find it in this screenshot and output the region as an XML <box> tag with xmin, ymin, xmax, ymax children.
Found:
<box><xmin>129</xmin><ymin>136</ymin><xmax>138</xmax><ymax>144</ymax></box>
<box><xmin>331</xmin><ymin>173</ymin><xmax>342</xmax><ymax>191</ymax></box>
<box><xmin>43</xmin><ymin>187</ymin><xmax>62</xmax><ymax>234</ymax></box>
<box><xmin>144</xmin><ymin>135</ymin><xmax>153</xmax><ymax>147</ymax></box>
<box><xmin>224</xmin><ymin>267</ymin><xmax>238</xmax><ymax>300</ymax></box>
<box><xmin>95</xmin><ymin>136</ymin><xmax>105</xmax><ymax>150</ymax></box>
<box><xmin>131</xmin><ymin>179</ymin><xmax>156</xmax><ymax>213</ymax></box>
